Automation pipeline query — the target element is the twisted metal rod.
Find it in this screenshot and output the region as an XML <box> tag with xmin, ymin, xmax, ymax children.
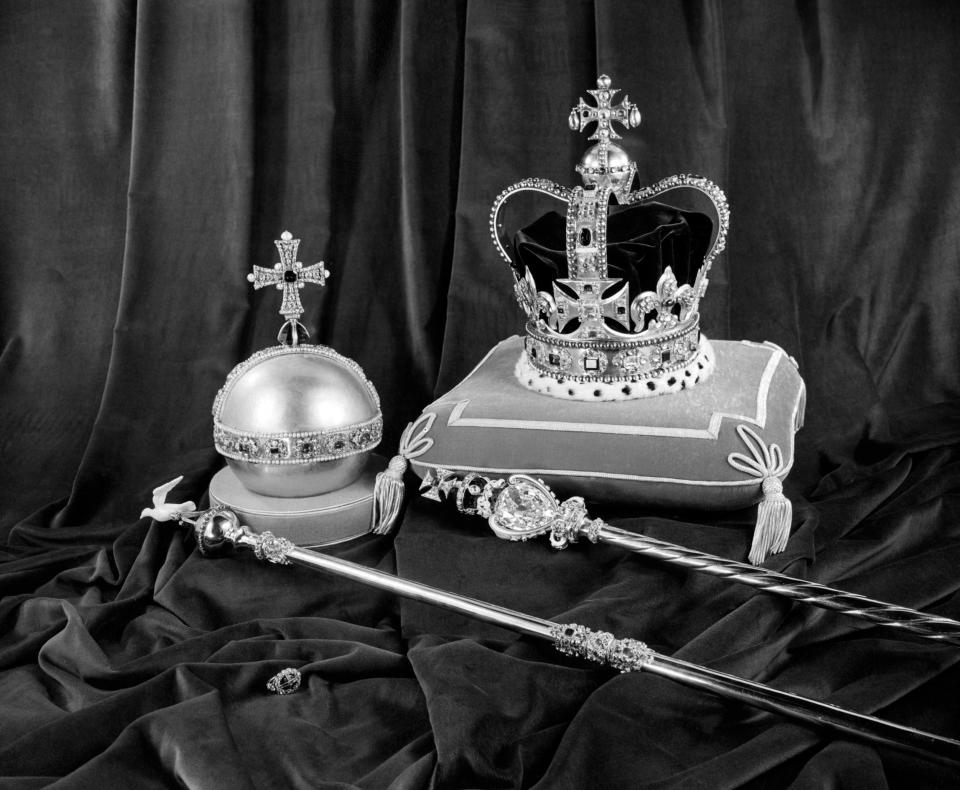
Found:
<box><xmin>597</xmin><ymin>524</ymin><xmax>960</xmax><ymax>644</ymax></box>
<box><xmin>421</xmin><ymin>471</ymin><xmax>960</xmax><ymax>646</ymax></box>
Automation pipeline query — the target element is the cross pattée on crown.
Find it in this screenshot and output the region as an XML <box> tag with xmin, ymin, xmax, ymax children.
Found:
<box><xmin>553</xmin><ymin>277</ymin><xmax>631</xmax><ymax>336</ymax></box>
<box><xmin>247</xmin><ymin>231</ymin><xmax>330</xmax><ymax>344</ymax></box>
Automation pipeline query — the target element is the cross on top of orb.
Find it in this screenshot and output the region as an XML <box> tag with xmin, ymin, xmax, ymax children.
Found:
<box><xmin>568</xmin><ymin>75</ymin><xmax>642</xmax><ymax>142</ymax></box>
<box><xmin>247</xmin><ymin>231</ymin><xmax>330</xmax><ymax>324</ymax></box>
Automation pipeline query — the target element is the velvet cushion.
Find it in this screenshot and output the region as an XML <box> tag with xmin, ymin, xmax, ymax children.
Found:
<box><xmin>404</xmin><ymin>335</ymin><xmax>805</xmax><ymax>510</ymax></box>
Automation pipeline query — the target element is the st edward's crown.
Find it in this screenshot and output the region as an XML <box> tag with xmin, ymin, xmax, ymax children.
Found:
<box><xmin>490</xmin><ymin>75</ymin><xmax>730</xmax><ymax>400</ymax></box>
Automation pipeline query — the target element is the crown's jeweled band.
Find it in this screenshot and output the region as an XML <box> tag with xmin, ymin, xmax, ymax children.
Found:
<box><xmin>551</xmin><ymin>623</ymin><xmax>655</xmax><ymax>672</ymax></box>
<box><xmin>523</xmin><ymin>316</ymin><xmax>702</xmax><ymax>382</ymax></box>
<box><xmin>212</xmin><ymin>344</ymin><xmax>382</xmax><ymax>465</ymax></box>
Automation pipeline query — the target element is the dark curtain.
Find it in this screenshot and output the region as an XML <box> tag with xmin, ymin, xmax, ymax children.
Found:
<box><xmin>2</xmin><ymin>1</ymin><xmax>959</xmax><ymax>787</ymax></box>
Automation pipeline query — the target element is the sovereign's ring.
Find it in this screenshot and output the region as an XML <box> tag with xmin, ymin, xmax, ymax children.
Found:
<box><xmin>266</xmin><ymin>667</ymin><xmax>302</xmax><ymax>695</ymax></box>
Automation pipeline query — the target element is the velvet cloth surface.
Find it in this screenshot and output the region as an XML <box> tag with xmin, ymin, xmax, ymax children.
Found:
<box><xmin>2</xmin><ymin>1</ymin><xmax>960</xmax><ymax>788</ymax></box>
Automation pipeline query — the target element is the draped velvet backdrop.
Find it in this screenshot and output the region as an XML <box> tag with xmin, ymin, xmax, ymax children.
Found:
<box><xmin>2</xmin><ymin>2</ymin><xmax>960</xmax><ymax>788</ymax></box>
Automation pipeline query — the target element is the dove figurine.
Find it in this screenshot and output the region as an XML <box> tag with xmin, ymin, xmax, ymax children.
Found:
<box><xmin>140</xmin><ymin>476</ymin><xmax>196</xmax><ymax>521</ymax></box>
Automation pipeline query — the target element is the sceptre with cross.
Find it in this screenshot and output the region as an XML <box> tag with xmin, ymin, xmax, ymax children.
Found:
<box><xmin>247</xmin><ymin>230</ymin><xmax>330</xmax><ymax>346</ymax></box>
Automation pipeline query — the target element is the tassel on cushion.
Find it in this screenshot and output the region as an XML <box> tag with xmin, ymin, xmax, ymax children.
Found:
<box><xmin>371</xmin><ymin>455</ymin><xmax>408</xmax><ymax>535</ymax></box>
<box><xmin>748</xmin><ymin>475</ymin><xmax>792</xmax><ymax>565</ymax></box>
<box><xmin>727</xmin><ymin>424</ymin><xmax>793</xmax><ymax>565</ymax></box>
<box><xmin>369</xmin><ymin>412</ymin><xmax>438</xmax><ymax>535</ymax></box>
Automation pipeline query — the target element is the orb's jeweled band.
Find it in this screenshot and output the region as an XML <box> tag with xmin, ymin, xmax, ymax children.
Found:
<box><xmin>214</xmin><ymin>414</ymin><xmax>382</xmax><ymax>465</ymax></box>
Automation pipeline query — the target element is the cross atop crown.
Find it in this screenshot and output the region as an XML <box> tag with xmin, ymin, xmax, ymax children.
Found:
<box><xmin>247</xmin><ymin>231</ymin><xmax>330</xmax><ymax>345</ymax></box>
<box><xmin>568</xmin><ymin>74</ymin><xmax>641</xmax><ymax>142</ymax></box>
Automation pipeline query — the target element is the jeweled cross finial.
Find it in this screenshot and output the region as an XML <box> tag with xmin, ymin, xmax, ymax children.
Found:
<box><xmin>247</xmin><ymin>231</ymin><xmax>330</xmax><ymax>345</ymax></box>
<box><xmin>568</xmin><ymin>74</ymin><xmax>641</xmax><ymax>141</ymax></box>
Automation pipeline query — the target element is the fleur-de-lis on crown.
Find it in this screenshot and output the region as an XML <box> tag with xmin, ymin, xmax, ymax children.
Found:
<box><xmin>514</xmin><ymin>270</ymin><xmax>561</xmax><ymax>330</ymax></box>
<box><xmin>630</xmin><ymin>267</ymin><xmax>695</xmax><ymax>329</ymax></box>
<box><xmin>513</xmin><ymin>269</ymin><xmax>538</xmax><ymax>316</ymax></box>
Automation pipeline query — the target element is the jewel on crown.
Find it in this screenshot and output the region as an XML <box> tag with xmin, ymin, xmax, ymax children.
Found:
<box><xmin>490</xmin><ymin>75</ymin><xmax>730</xmax><ymax>400</ymax></box>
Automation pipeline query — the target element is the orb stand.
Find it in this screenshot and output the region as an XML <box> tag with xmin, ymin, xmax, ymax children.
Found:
<box><xmin>209</xmin><ymin>453</ymin><xmax>387</xmax><ymax>547</ymax></box>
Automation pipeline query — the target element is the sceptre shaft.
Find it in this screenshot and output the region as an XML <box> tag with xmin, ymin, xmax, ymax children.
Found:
<box><xmin>144</xmin><ymin>488</ymin><xmax>960</xmax><ymax>768</ymax></box>
<box><xmin>415</xmin><ymin>470</ymin><xmax>960</xmax><ymax>646</ymax></box>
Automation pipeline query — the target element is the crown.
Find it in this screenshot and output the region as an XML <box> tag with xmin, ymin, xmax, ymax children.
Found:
<box><xmin>490</xmin><ymin>75</ymin><xmax>729</xmax><ymax>400</ymax></box>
